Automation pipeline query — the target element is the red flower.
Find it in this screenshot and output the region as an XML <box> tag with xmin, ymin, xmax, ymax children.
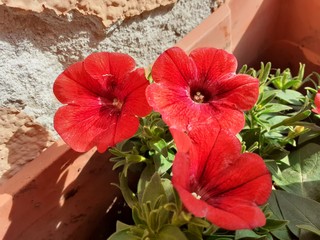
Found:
<box><xmin>53</xmin><ymin>52</ymin><xmax>152</xmax><ymax>153</ymax></box>
<box><xmin>312</xmin><ymin>90</ymin><xmax>320</xmax><ymax>114</ymax></box>
<box><xmin>146</xmin><ymin>47</ymin><xmax>259</xmax><ymax>134</ymax></box>
<box><xmin>171</xmin><ymin>127</ymin><xmax>272</xmax><ymax>230</ymax></box>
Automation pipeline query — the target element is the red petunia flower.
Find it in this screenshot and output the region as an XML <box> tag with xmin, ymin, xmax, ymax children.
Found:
<box><xmin>146</xmin><ymin>47</ymin><xmax>259</xmax><ymax>134</ymax></box>
<box><xmin>171</xmin><ymin>126</ymin><xmax>272</xmax><ymax>230</ymax></box>
<box><xmin>312</xmin><ymin>90</ymin><xmax>320</xmax><ymax>114</ymax></box>
<box><xmin>53</xmin><ymin>52</ymin><xmax>152</xmax><ymax>153</ymax></box>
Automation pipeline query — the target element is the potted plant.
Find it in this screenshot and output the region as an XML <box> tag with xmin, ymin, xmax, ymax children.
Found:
<box><xmin>1</xmin><ymin>0</ymin><xmax>320</xmax><ymax>239</ymax></box>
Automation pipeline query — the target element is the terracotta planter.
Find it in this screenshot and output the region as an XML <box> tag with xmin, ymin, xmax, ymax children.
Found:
<box><xmin>177</xmin><ymin>0</ymin><xmax>320</xmax><ymax>75</ymax></box>
<box><xmin>0</xmin><ymin>141</ymin><xmax>130</xmax><ymax>239</ymax></box>
<box><xmin>1</xmin><ymin>0</ymin><xmax>320</xmax><ymax>239</ymax></box>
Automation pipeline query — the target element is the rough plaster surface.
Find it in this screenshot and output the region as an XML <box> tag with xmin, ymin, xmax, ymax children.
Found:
<box><xmin>0</xmin><ymin>0</ymin><xmax>223</xmax><ymax>180</ymax></box>
<box><xmin>1</xmin><ymin>0</ymin><xmax>177</xmax><ymax>27</ymax></box>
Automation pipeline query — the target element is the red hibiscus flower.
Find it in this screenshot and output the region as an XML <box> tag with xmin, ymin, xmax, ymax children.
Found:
<box><xmin>53</xmin><ymin>52</ymin><xmax>152</xmax><ymax>153</ymax></box>
<box><xmin>146</xmin><ymin>47</ymin><xmax>259</xmax><ymax>134</ymax></box>
<box><xmin>171</xmin><ymin>126</ymin><xmax>272</xmax><ymax>230</ymax></box>
<box><xmin>312</xmin><ymin>90</ymin><xmax>320</xmax><ymax>114</ymax></box>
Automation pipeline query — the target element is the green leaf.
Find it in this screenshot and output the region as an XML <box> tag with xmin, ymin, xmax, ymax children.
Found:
<box><xmin>157</xmin><ymin>225</ymin><xmax>188</xmax><ymax>240</ymax></box>
<box><xmin>206</xmin><ymin>237</ymin><xmax>234</xmax><ymax>240</ymax></box>
<box><xmin>241</xmin><ymin>128</ymin><xmax>260</xmax><ymax>151</ymax></box>
<box><xmin>258</xmin><ymin>91</ymin><xmax>276</xmax><ymax>106</ymax></box>
<box><xmin>269</xmin><ymin>190</ymin><xmax>320</xmax><ymax>238</ymax></box>
<box><xmin>272</xmin><ymin>79</ymin><xmax>282</xmax><ymax>90</ymax></box>
<box><xmin>300</xmin><ymin>230</ymin><xmax>320</xmax><ymax>240</ymax></box>
<box><xmin>297</xmin><ymin>224</ymin><xmax>320</xmax><ymax>236</ymax></box>
<box><xmin>154</xmin><ymin>153</ymin><xmax>173</xmax><ymax>174</ymax></box>
<box><xmin>283</xmin><ymin>80</ymin><xmax>302</xmax><ymax>90</ymax></box>
<box><xmin>293</xmin><ymin>63</ymin><xmax>305</xmax><ymax>89</ymax></box>
<box><xmin>132</xmin><ymin>205</ymin><xmax>145</xmax><ymax>225</ymax></box>
<box><xmin>271</xmin><ymin>89</ymin><xmax>304</xmax><ymax>105</ymax></box>
<box><xmin>149</xmin><ymin>138</ymin><xmax>168</xmax><ymax>155</ymax></box>
<box><xmin>185</xmin><ymin>223</ymin><xmax>203</xmax><ymax>240</ymax></box>
<box><xmin>109</xmin><ymin>147</ymin><xmax>126</xmax><ymax>157</ymax></box>
<box><xmin>119</xmin><ymin>173</ymin><xmax>138</xmax><ymax>208</ymax></box>
<box><xmin>149</xmin><ymin>138</ymin><xmax>174</xmax><ymax>174</ymax></box>
<box><xmin>258</xmin><ymin>103</ymin><xmax>292</xmax><ymax>114</ymax></box>
<box><xmin>270</xmin><ymin>110</ymin><xmax>311</xmax><ymax>130</ymax></box>
<box><xmin>262</xmin><ymin>218</ymin><xmax>288</xmax><ymax>231</ymax></box>
<box><xmin>116</xmin><ymin>221</ymin><xmax>133</xmax><ymax>231</ymax></box>
<box><xmin>156</xmin><ymin>205</ymin><xmax>171</xmax><ymax>231</ymax></box>
<box><xmin>141</xmin><ymin>172</ymin><xmax>167</xmax><ymax>207</ymax></box>
<box><xmin>260</xmin><ymin>200</ymin><xmax>291</xmax><ymax>240</ymax></box>
<box><xmin>137</xmin><ymin>164</ymin><xmax>155</xmax><ymax>201</ymax></box>
<box><xmin>149</xmin><ymin>207</ymin><xmax>161</xmax><ymax>231</ymax></box>
<box><xmin>270</xmin><ymin>227</ymin><xmax>292</xmax><ymax>240</ymax></box>
<box><xmin>188</xmin><ymin>217</ymin><xmax>210</xmax><ymax>228</ymax></box>
<box><xmin>126</xmin><ymin>154</ymin><xmax>146</xmax><ymax>163</ymax></box>
<box><xmin>235</xmin><ymin>229</ymin><xmax>265</xmax><ymax>239</ymax></box>
<box><xmin>258</xmin><ymin>62</ymin><xmax>272</xmax><ymax>83</ymax></box>
<box><xmin>184</xmin><ymin>231</ymin><xmax>203</xmax><ymax>240</ymax></box>
<box><xmin>238</xmin><ymin>64</ymin><xmax>248</xmax><ymax>74</ymax></box>
<box><xmin>107</xmin><ymin>228</ymin><xmax>140</xmax><ymax>240</ymax></box>
<box><xmin>260</xmin><ymin>115</ymin><xmax>288</xmax><ymax>128</ymax></box>
<box><xmin>272</xmin><ymin>143</ymin><xmax>320</xmax><ymax>201</ymax></box>
<box><xmin>161</xmin><ymin>178</ymin><xmax>176</xmax><ymax>203</ymax></box>
<box><xmin>268</xmin><ymin>191</ymin><xmax>301</xmax><ymax>240</ymax></box>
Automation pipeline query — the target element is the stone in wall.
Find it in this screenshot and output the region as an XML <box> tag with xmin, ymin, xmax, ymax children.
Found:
<box><xmin>0</xmin><ymin>0</ymin><xmax>177</xmax><ymax>27</ymax></box>
<box><xmin>0</xmin><ymin>108</ymin><xmax>53</xmax><ymax>184</ymax></box>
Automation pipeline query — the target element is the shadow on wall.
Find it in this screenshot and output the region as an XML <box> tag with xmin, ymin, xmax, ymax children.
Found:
<box><xmin>1</xmin><ymin>145</ymin><xmax>130</xmax><ymax>239</ymax></box>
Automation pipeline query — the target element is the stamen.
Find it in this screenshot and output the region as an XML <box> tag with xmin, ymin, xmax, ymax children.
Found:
<box><xmin>191</xmin><ymin>192</ymin><xmax>201</xmax><ymax>200</ymax></box>
<box><xmin>112</xmin><ymin>98</ymin><xmax>123</xmax><ymax>109</ymax></box>
<box><xmin>193</xmin><ymin>91</ymin><xmax>205</xmax><ymax>103</ymax></box>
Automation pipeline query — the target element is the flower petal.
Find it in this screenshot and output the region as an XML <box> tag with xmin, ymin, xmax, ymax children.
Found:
<box><xmin>112</xmin><ymin>112</ymin><xmax>140</xmax><ymax>148</ymax></box>
<box><xmin>151</xmin><ymin>47</ymin><xmax>197</xmax><ymax>87</ymax></box>
<box><xmin>84</xmin><ymin>52</ymin><xmax>135</xmax><ymax>81</ymax></box>
<box><xmin>173</xmin><ymin>184</ymin><xmax>210</xmax><ymax>218</ymax></box>
<box><xmin>53</xmin><ymin>62</ymin><xmax>102</xmax><ymax>105</ymax></box>
<box><xmin>118</xmin><ymin>68</ymin><xmax>152</xmax><ymax>117</ymax></box>
<box><xmin>312</xmin><ymin>90</ymin><xmax>320</xmax><ymax>114</ymax></box>
<box><xmin>54</xmin><ymin>105</ymin><xmax>117</xmax><ymax>152</ymax></box>
<box><xmin>172</xmin><ymin>152</ymin><xmax>267</xmax><ymax>230</ymax></box>
<box><xmin>169</xmin><ymin>128</ymin><xmax>192</xmax><ymax>153</ymax></box>
<box><xmin>172</xmin><ymin>127</ymin><xmax>272</xmax><ymax>230</ymax></box>
<box><xmin>205</xmin><ymin>153</ymin><xmax>272</xmax><ymax>205</ymax></box>
<box><xmin>210</xmin><ymin>74</ymin><xmax>259</xmax><ymax>110</ymax></box>
<box><xmin>194</xmin><ymin>130</ymin><xmax>271</xmax><ymax>205</ymax></box>
<box><xmin>147</xmin><ymin>83</ymin><xmax>221</xmax><ymax>130</ymax></box>
<box><xmin>182</xmin><ymin>127</ymin><xmax>242</xmax><ymax>184</ymax></box>
<box><xmin>146</xmin><ymin>83</ymin><xmax>194</xmax><ymax>130</ymax></box>
<box><xmin>54</xmin><ymin>104</ymin><xmax>140</xmax><ymax>153</ymax></box>
<box><xmin>205</xmin><ymin>198</ymin><xmax>267</xmax><ymax>230</ymax></box>
<box><xmin>148</xmin><ymin>47</ymin><xmax>257</xmax><ymax>134</ymax></box>
<box><xmin>189</xmin><ymin>47</ymin><xmax>237</xmax><ymax>86</ymax></box>
<box><xmin>209</xmin><ymin>103</ymin><xmax>245</xmax><ymax>134</ymax></box>
<box><xmin>172</xmin><ymin>152</ymin><xmax>194</xmax><ymax>190</ymax></box>
<box><xmin>53</xmin><ymin>52</ymin><xmax>147</xmax><ymax>153</ymax></box>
